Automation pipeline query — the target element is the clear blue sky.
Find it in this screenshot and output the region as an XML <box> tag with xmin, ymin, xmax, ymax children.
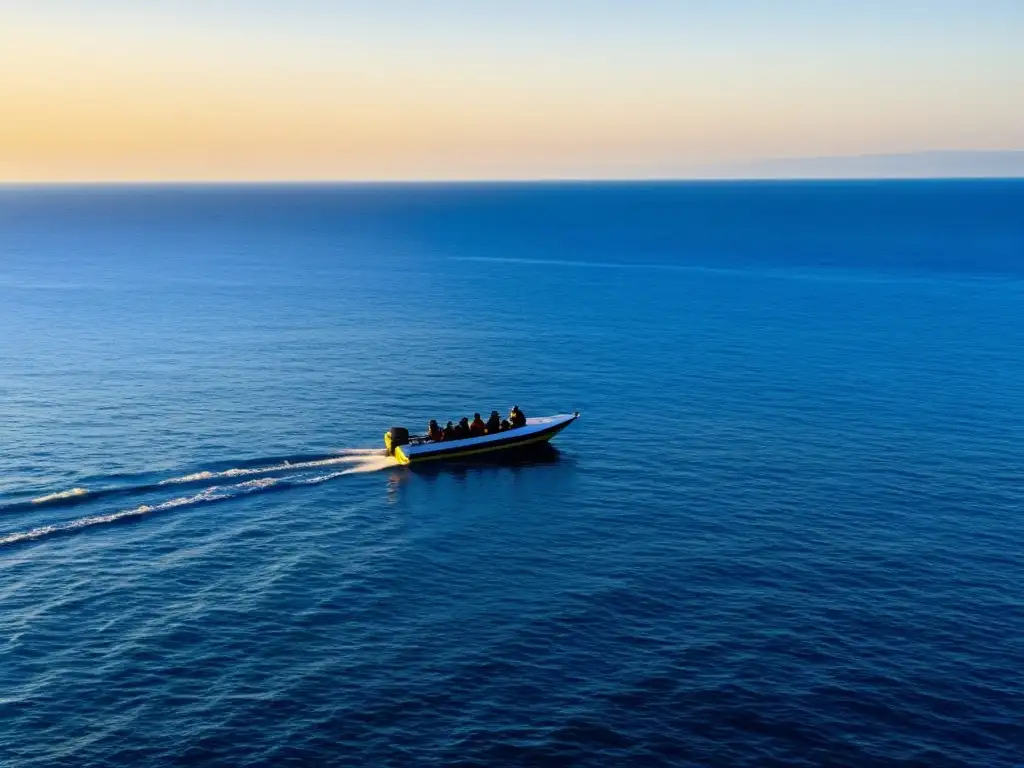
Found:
<box><xmin>2</xmin><ymin>1</ymin><xmax>1022</xmax><ymax>180</ymax></box>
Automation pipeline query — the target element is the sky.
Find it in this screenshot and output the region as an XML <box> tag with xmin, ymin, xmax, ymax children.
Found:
<box><xmin>1</xmin><ymin>0</ymin><xmax>1022</xmax><ymax>181</ymax></box>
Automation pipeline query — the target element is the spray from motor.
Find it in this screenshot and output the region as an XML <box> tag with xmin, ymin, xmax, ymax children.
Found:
<box><xmin>338</xmin><ymin>451</ymin><xmax>400</xmax><ymax>474</ymax></box>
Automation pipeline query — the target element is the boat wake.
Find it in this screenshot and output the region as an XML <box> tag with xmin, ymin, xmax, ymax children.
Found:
<box><xmin>31</xmin><ymin>487</ymin><xmax>90</xmax><ymax>505</ymax></box>
<box><xmin>0</xmin><ymin>449</ymin><xmax>400</xmax><ymax>548</ymax></box>
<box><xmin>157</xmin><ymin>450</ymin><xmax>383</xmax><ymax>486</ymax></box>
<box><xmin>1</xmin><ymin>449</ymin><xmax>395</xmax><ymax>516</ymax></box>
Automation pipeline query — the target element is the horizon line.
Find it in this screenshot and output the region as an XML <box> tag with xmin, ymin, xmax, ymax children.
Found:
<box><xmin>2</xmin><ymin>175</ymin><xmax>1024</xmax><ymax>187</ymax></box>
<box><xmin>3</xmin><ymin>151</ymin><xmax>1022</xmax><ymax>186</ymax></box>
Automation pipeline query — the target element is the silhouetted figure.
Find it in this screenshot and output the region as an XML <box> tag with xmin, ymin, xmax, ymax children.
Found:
<box><xmin>509</xmin><ymin>405</ymin><xmax>527</xmax><ymax>428</ymax></box>
<box><xmin>442</xmin><ymin>421</ymin><xmax>455</xmax><ymax>441</ymax></box>
<box><xmin>500</xmin><ymin>419</ymin><xmax>511</xmax><ymax>432</ymax></box>
<box><xmin>470</xmin><ymin>413</ymin><xmax>487</xmax><ymax>437</ymax></box>
<box><xmin>428</xmin><ymin>420</ymin><xmax>443</xmax><ymax>442</ymax></box>
<box><xmin>456</xmin><ymin>417</ymin><xmax>471</xmax><ymax>439</ymax></box>
<box><xmin>486</xmin><ymin>410</ymin><xmax>501</xmax><ymax>434</ymax></box>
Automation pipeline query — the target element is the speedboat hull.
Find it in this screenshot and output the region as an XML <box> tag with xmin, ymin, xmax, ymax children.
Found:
<box><xmin>386</xmin><ymin>413</ymin><xmax>578</xmax><ymax>465</ymax></box>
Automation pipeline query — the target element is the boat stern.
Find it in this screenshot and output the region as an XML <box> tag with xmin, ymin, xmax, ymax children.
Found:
<box><xmin>385</xmin><ymin>426</ymin><xmax>410</xmax><ymax>460</ymax></box>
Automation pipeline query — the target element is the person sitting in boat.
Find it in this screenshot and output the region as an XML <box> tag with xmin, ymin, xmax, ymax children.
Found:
<box><xmin>456</xmin><ymin>417</ymin><xmax>471</xmax><ymax>439</ymax></box>
<box><xmin>470</xmin><ymin>413</ymin><xmax>487</xmax><ymax>437</ymax></box>
<box><xmin>442</xmin><ymin>421</ymin><xmax>456</xmax><ymax>441</ymax></box>
<box><xmin>508</xmin><ymin>405</ymin><xmax>527</xmax><ymax>428</ymax></box>
<box><xmin>428</xmin><ymin>420</ymin><xmax>443</xmax><ymax>442</ymax></box>
<box><xmin>486</xmin><ymin>410</ymin><xmax>501</xmax><ymax>434</ymax></box>
<box><xmin>500</xmin><ymin>418</ymin><xmax>511</xmax><ymax>431</ymax></box>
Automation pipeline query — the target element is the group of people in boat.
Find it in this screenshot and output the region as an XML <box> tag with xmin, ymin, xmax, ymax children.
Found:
<box><xmin>426</xmin><ymin>405</ymin><xmax>527</xmax><ymax>442</ymax></box>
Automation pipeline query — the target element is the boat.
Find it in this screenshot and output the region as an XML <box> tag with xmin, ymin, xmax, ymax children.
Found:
<box><xmin>385</xmin><ymin>412</ymin><xmax>579</xmax><ymax>465</ymax></box>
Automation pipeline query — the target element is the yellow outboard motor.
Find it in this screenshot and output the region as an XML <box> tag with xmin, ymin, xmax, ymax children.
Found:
<box><xmin>385</xmin><ymin>426</ymin><xmax>409</xmax><ymax>456</ymax></box>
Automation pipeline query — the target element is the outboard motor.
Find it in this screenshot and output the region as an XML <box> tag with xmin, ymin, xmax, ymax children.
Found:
<box><xmin>386</xmin><ymin>426</ymin><xmax>409</xmax><ymax>456</ymax></box>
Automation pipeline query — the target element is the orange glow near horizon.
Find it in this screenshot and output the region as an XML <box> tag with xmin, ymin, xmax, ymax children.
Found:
<box><xmin>2</xmin><ymin>3</ymin><xmax>1023</xmax><ymax>181</ymax></box>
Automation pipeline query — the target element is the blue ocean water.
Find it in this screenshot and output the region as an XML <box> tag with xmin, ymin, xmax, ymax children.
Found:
<box><xmin>1</xmin><ymin>181</ymin><xmax>1023</xmax><ymax>767</ymax></box>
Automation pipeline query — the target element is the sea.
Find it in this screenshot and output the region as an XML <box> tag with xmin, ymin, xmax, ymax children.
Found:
<box><xmin>1</xmin><ymin>181</ymin><xmax>1022</xmax><ymax>767</ymax></box>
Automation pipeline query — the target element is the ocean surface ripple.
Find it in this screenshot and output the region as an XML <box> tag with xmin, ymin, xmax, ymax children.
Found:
<box><xmin>2</xmin><ymin>182</ymin><xmax>1023</xmax><ymax>767</ymax></box>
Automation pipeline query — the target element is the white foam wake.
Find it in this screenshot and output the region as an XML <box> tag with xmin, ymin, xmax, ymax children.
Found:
<box><xmin>1</xmin><ymin>455</ymin><xmax>399</xmax><ymax>547</ymax></box>
<box><xmin>158</xmin><ymin>451</ymin><xmax>386</xmax><ymax>486</ymax></box>
<box><xmin>3</xmin><ymin>488</ymin><xmax>227</xmax><ymax>546</ymax></box>
<box><xmin>31</xmin><ymin>487</ymin><xmax>89</xmax><ymax>505</ymax></box>
<box><xmin>1</xmin><ymin>477</ymin><xmax>283</xmax><ymax>547</ymax></box>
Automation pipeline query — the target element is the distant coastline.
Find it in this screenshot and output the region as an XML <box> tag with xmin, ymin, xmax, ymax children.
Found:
<box><xmin>696</xmin><ymin>150</ymin><xmax>1024</xmax><ymax>180</ymax></box>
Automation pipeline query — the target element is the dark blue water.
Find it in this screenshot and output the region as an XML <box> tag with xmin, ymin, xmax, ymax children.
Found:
<box><xmin>2</xmin><ymin>181</ymin><xmax>1023</xmax><ymax>767</ymax></box>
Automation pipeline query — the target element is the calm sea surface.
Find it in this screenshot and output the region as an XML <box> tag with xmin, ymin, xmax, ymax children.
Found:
<box><xmin>1</xmin><ymin>182</ymin><xmax>1023</xmax><ymax>767</ymax></box>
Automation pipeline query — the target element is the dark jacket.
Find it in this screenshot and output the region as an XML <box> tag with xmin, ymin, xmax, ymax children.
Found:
<box><xmin>486</xmin><ymin>413</ymin><xmax>501</xmax><ymax>434</ymax></box>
